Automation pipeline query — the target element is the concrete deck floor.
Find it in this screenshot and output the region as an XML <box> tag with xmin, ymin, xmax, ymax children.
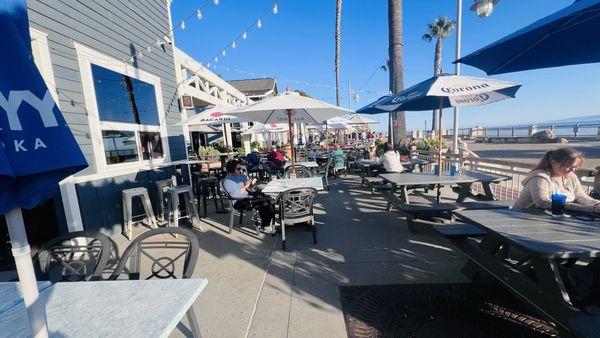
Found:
<box><xmin>112</xmin><ymin>176</ymin><xmax>470</xmax><ymax>338</ymax></box>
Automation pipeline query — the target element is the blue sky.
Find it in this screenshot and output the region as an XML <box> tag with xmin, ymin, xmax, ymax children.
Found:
<box><xmin>171</xmin><ymin>0</ymin><xmax>598</xmax><ymax>132</ymax></box>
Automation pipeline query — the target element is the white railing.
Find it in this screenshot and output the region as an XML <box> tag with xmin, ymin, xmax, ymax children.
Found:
<box><xmin>412</xmin><ymin>149</ymin><xmax>597</xmax><ymax>200</ymax></box>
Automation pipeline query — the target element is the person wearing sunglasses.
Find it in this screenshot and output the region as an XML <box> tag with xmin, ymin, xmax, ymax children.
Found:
<box><xmin>513</xmin><ymin>147</ymin><xmax>600</xmax><ymax>213</ymax></box>
<box><xmin>222</xmin><ymin>159</ymin><xmax>274</xmax><ymax>231</ymax></box>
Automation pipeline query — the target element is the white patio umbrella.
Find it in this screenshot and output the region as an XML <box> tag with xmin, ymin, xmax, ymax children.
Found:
<box><xmin>242</xmin><ymin>123</ymin><xmax>290</xmax><ymax>147</ymax></box>
<box><xmin>178</xmin><ymin>105</ymin><xmax>249</xmax><ymax>159</ymax></box>
<box><xmin>347</xmin><ymin>114</ymin><xmax>379</xmax><ymax>125</ymax></box>
<box><xmin>231</xmin><ymin>91</ymin><xmax>353</xmax><ymax>168</ymax></box>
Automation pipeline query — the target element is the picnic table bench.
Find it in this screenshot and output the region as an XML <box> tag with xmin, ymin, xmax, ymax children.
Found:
<box><xmin>437</xmin><ymin>208</ymin><xmax>600</xmax><ymax>337</ymax></box>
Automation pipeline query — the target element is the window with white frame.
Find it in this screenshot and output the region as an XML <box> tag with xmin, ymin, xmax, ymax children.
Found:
<box><xmin>90</xmin><ymin>64</ymin><xmax>163</xmax><ymax>164</ymax></box>
<box><xmin>75</xmin><ymin>43</ymin><xmax>170</xmax><ymax>172</ymax></box>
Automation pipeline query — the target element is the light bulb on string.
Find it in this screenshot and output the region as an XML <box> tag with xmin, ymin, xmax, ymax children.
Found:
<box><xmin>213</xmin><ymin>0</ymin><xmax>219</xmax><ymax>5</ymax></box>
<box><xmin>231</xmin><ymin>41</ymin><xmax>236</xmax><ymax>48</ymax></box>
<box><xmin>242</xmin><ymin>31</ymin><xmax>247</xmax><ymax>39</ymax></box>
<box><xmin>146</xmin><ymin>45</ymin><xmax>151</xmax><ymax>53</ymax></box>
<box><xmin>273</xmin><ymin>3</ymin><xmax>278</xmax><ymax>14</ymax></box>
<box><xmin>196</xmin><ymin>9</ymin><xmax>202</xmax><ymax>19</ymax></box>
<box><xmin>257</xmin><ymin>19</ymin><xmax>262</xmax><ymax>29</ymax></box>
<box><xmin>130</xmin><ymin>56</ymin><xmax>135</xmax><ymax>63</ymax></box>
<box><xmin>137</xmin><ymin>51</ymin><xmax>143</xmax><ymax>58</ymax></box>
<box><xmin>214</xmin><ymin>56</ymin><xmax>218</xmax><ymax>62</ymax></box>
<box><xmin>180</xmin><ymin>20</ymin><xmax>186</xmax><ymax>30</ymax></box>
<box><xmin>206</xmin><ymin>62</ymin><xmax>211</xmax><ymax>68</ymax></box>
<box><xmin>222</xmin><ymin>50</ymin><xmax>226</xmax><ymax>56</ymax></box>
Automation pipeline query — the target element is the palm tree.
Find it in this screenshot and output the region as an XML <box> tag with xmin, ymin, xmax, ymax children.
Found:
<box><xmin>388</xmin><ymin>0</ymin><xmax>405</xmax><ymax>144</ymax></box>
<box><xmin>422</xmin><ymin>16</ymin><xmax>455</xmax><ymax>131</ymax></box>
<box><xmin>335</xmin><ymin>0</ymin><xmax>342</xmax><ymax>106</ymax></box>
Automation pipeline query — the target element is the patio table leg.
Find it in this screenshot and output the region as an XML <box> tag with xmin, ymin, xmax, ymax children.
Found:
<box><xmin>399</xmin><ymin>186</ymin><xmax>409</xmax><ymax>204</ymax></box>
<box><xmin>455</xmin><ymin>183</ymin><xmax>471</xmax><ymax>203</ymax></box>
<box><xmin>185</xmin><ymin>302</ymin><xmax>202</xmax><ymax>338</ymax></box>
<box><xmin>461</xmin><ymin>234</ymin><xmax>503</xmax><ymax>280</ymax></box>
<box><xmin>482</xmin><ymin>182</ymin><xmax>497</xmax><ymax>201</ymax></box>
<box><xmin>531</xmin><ymin>257</ymin><xmax>572</xmax><ymax>304</ymax></box>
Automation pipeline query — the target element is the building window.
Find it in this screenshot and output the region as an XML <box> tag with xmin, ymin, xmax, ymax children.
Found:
<box><xmin>102</xmin><ymin>130</ymin><xmax>139</xmax><ymax>164</ymax></box>
<box><xmin>139</xmin><ymin>131</ymin><xmax>163</xmax><ymax>160</ymax></box>
<box><xmin>92</xmin><ymin>64</ymin><xmax>159</xmax><ymax>125</ymax></box>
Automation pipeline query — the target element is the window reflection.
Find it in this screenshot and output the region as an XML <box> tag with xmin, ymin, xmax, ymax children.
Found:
<box><xmin>140</xmin><ymin>131</ymin><xmax>164</xmax><ymax>160</ymax></box>
<box><xmin>92</xmin><ymin>64</ymin><xmax>159</xmax><ymax>125</ymax></box>
<box><xmin>102</xmin><ymin>130</ymin><xmax>139</xmax><ymax>164</ymax></box>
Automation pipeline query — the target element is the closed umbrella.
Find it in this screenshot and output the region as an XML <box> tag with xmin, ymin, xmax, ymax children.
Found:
<box><xmin>1</xmin><ymin>17</ymin><xmax>88</xmax><ymax>337</ymax></box>
<box><xmin>178</xmin><ymin>105</ymin><xmax>249</xmax><ymax>159</ymax></box>
<box><xmin>357</xmin><ymin>74</ymin><xmax>521</xmax><ymax>176</ymax></box>
<box><xmin>232</xmin><ymin>91</ymin><xmax>352</xmax><ymax>168</ymax></box>
<box><xmin>457</xmin><ymin>0</ymin><xmax>600</xmax><ymax>75</ymax></box>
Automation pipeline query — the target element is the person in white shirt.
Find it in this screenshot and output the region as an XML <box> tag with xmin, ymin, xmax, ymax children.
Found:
<box><xmin>378</xmin><ymin>142</ymin><xmax>404</xmax><ymax>173</ymax></box>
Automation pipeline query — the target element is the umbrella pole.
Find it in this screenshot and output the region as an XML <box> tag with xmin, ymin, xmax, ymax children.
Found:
<box><xmin>6</xmin><ymin>208</ymin><xmax>48</xmax><ymax>338</ymax></box>
<box><xmin>223</xmin><ymin>123</ymin><xmax>230</xmax><ymax>159</ymax></box>
<box><xmin>438</xmin><ymin>98</ymin><xmax>443</xmax><ymax>177</ymax></box>
<box><xmin>286</xmin><ymin>109</ymin><xmax>295</xmax><ymax>173</ymax></box>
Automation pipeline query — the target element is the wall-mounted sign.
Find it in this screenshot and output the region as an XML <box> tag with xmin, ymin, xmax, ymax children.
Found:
<box><xmin>181</xmin><ymin>95</ymin><xmax>194</xmax><ymax>109</ymax></box>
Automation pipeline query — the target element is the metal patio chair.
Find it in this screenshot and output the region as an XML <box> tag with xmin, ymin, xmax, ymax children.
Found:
<box><xmin>275</xmin><ymin>187</ymin><xmax>318</xmax><ymax>250</ymax></box>
<box><xmin>34</xmin><ymin>230</ymin><xmax>112</xmax><ymax>283</ymax></box>
<box><xmin>283</xmin><ymin>165</ymin><xmax>312</xmax><ymax>178</ymax></box>
<box><xmin>219</xmin><ymin>180</ymin><xmax>261</xmax><ymax>235</ymax></box>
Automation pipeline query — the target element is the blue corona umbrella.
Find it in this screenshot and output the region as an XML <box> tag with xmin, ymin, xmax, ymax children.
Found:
<box><xmin>1</xmin><ymin>3</ymin><xmax>87</xmax><ymax>336</ymax></box>
<box><xmin>357</xmin><ymin>75</ymin><xmax>521</xmax><ymax>175</ymax></box>
<box><xmin>458</xmin><ymin>0</ymin><xmax>600</xmax><ymax>75</ymax></box>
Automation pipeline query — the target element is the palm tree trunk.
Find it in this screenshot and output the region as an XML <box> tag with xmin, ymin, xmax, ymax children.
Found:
<box><xmin>431</xmin><ymin>37</ymin><xmax>443</xmax><ymax>131</ymax></box>
<box><xmin>335</xmin><ymin>0</ymin><xmax>342</xmax><ymax>106</ymax></box>
<box><xmin>388</xmin><ymin>0</ymin><xmax>405</xmax><ymax>144</ymax></box>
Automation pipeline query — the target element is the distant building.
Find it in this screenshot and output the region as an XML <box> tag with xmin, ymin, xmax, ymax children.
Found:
<box><xmin>227</xmin><ymin>78</ymin><xmax>279</xmax><ymax>101</ymax></box>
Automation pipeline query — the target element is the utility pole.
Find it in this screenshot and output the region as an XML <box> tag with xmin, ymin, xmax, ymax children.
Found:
<box><xmin>335</xmin><ymin>0</ymin><xmax>342</xmax><ymax>106</ymax></box>
<box><xmin>388</xmin><ymin>0</ymin><xmax>405</xmax><ymax>145</ymax></box>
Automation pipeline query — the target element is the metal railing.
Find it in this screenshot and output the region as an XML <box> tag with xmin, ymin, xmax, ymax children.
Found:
<box><xmin>412</xmin><ymin>149</ymin><xmax>597</xmax><ymax>201</ymax></box>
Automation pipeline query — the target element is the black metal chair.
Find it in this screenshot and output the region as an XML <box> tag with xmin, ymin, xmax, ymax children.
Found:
<box><xmin>34</xmin><ymin>230</ymin><xmax>112</xmax><ymax>283</ymax></box>
<box><xmin>108</xmin><ymin>227</ymin><xmax>199</xmax><ymax>280</ymax></box>
<box><xmin>283</xmin><ymin>165</ymin><xmax>312</xmax><ymax>178</ymax></box>
<box><xmin>263</xmin><ymin>161</ymin><xmax>284</xmax><ymax>181</ymax></box>
<box><xmin>274</xmin><ymin>188</ymin><xmax>318</xmax><ymax>250</ymax></box>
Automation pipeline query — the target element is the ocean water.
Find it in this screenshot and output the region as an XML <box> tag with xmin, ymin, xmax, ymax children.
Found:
<box><xmin>478</xmin><ymin>119</ymin><xmax>600</xmax><ymax>137</ymax></box>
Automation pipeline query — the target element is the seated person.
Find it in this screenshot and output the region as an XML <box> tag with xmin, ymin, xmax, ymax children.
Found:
<box><xmin>513</xmin><ymin>147</ymin><xmax>600</xmax><ymax>212</ymax></box>
<box><xmin>222</xmin><ymin>160</ymin><xmax>274</xmax><ymax>230</ymax></box>
<box><xmin>307</xmin><ymin>148</ymin><xmax>318</xmax><ymax>161</ymax></box>
<box><xmin>267</xmin><ymin>146</ymin><xmax>286</xmax><ymax>168</ymax></box>
<box><xmin>377</xmin><ymin>142</ymin><xmax>404</xmax><ymax>173</ymax></box>
<box><xmin>367</xmin><ymin>144</ymin><xmax>378</xmax><ymax>160</ymax></box>
<box><xmin>328</xmin><ymin>144</ymin><xmax>345</xmax><ymax>177</ymax></box>
<box><xmin>246</xmin><ymin>148</ymin><xmax>265</xmax><ymax>180</ymax></box>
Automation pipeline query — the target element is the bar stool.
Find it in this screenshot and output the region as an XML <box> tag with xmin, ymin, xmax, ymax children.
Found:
<box><xmin>196</xmin><ymin>176</ymin><xmax>226</xmax><ymax>218</ymax></box>
<box><xmin>155</xmin><ymin>179</ymin><xmax>174</xmax><ymax>222</ymax></box>
<box><xmin>122</xmin><ymin>187</ymin><xmax>158</xmax><ymax>240</ymax></box>
<box><xmin>167</xmin><ymin>185</ymin><xmax>202</xmax><ymax>231</ymax></box>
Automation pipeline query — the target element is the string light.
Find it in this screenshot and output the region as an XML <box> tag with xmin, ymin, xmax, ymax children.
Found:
<box><xmin>214</xmin><ymin>56</ymin><xmax>218</xmax><ymax>62</ymax></box>
<box><xmin>213</xmin><ymin>0</ymin><xmax>219</xmax><ymax>4</ymax></box>
<box><xmin>231</xmin><ymin>41</ymin><xmax>236</xmax><ymax>48</ymax></box>
<box><xmin>180</xmin><ymin>20</ymin><xmax>186</xmax><ymax>30</ymax></box>
<box><xmin>257</xmin><ymin>19</ymin><xmax>262</xmax><ymax>29</ymax></box>
<box><xmin>242</xmin><ymin>31</ymin><xmax>247</xmax><ymax>39</ymax></box>
<box><xmin>196</xmin><ymin>9</ymin><xmax>202</xmax><ymax>20</ymax></box>
<box><xmin>273</xmin><ymin>3</ymin><xmax>278</xmax><ymax>14</ymax></box>
<box><xmin>221</xmin><ymin>50</ymin><xmax>226</xmax><ymax>56</ymax></box>
<box><xmin>146</xmin><ymin>45</ymin><xmax>151</xmax><ymax>53</ymax></box>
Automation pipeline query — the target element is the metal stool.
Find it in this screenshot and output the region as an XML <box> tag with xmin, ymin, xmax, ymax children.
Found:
<box><xmin>167</xmin><ymin>185</ymin><xmax>202</xmax><ymax>231</ymax></box>
<box><xmin>155</xmin><ymin>179</ymin><xmax>174</xmax><ymax>222</ymax></box>
<box><xmin>196</xmin><ymin>177</ymin><xmax>226</xmax><ymax>218</ymax></box>
<box><xmin>122</xmin><ymin>187</ymin><xmax>158</xmax><ymax>240</ymax></box>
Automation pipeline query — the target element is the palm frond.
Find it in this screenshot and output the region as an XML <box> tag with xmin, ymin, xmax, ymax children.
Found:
<box><xmin>422</xmin><ymin>33</ymin><xmax>433</xmax><ymax>42</ymax></box>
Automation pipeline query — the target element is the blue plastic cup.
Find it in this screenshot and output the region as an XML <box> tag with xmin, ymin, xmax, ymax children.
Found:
<box><xmin>434</xmin><ymin>164</ymin><xmax>439</xmax><ymax>175</ymax></box>
<box><xmin>450</xmin><ymin>165</ymin><xmax>457</xmax><ymax>176</ymax></box>
<box><xmin>551</xmin><ymin>193</ymin><xmax>567</xmax><ymax>215</ymax></box>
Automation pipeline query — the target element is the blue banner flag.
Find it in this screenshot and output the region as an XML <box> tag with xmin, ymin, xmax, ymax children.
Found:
<box><xmin>0</xmin><ymin>12</ymin><xmax>87</xmax><ymax>214</ymax></box>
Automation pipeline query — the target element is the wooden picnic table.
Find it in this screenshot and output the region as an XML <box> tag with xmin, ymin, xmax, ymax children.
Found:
<box><xmin>379</xmin><ymin>171</ymin><xmax>509</xmax><ymax>204</ymax></box>
<box><xmin>450</xmin><ymin>208</ymin><xmax>600</xmax><ymax>337</ymax></box>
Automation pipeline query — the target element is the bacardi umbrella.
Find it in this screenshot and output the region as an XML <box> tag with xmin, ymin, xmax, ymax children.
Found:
<box><xmin>357</xmin><ymin>74</ymin><xmax>521</xmax><ymax>175</ymax></box>
<box><xmin>178</xmin><ymin>105</ymin><xmax>249</xmax><ymax>158</ymax></box>
<box><xmin>232</xmin><ymin>91</ymin><xmax>352</xmax><ymax>168</ymax></box>
<box><xmin>457</xmin><ymin>0</ymin><xmax>600</xmax><ymax>75</ymax></box>
<box><xmin>0</xmin><ymin>11</ymin><xmax>88</xmax><ymax>337</ymax></box>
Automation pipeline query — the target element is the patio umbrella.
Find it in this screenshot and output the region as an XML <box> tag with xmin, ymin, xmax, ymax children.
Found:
<box><xmin>178</xmin><ymin>105</ymin><xmax>249</xmax><ymax>159</ymax></box>
<box><xmin>347</xmin><ymin>114</ymin><xmax>379</xmax><ymax>125</ymax></box>
<box><xmin>357</xmin><ymin>74</ymin><xmax>521</xmax><ymax>176</ymax></box>
<box><xmin>457</xmin><ymin>0</ymin><xmax>600</xmax><ymax>75</ymax></box>
<box><xmin>0</xmin><ymin>17</ymin><xmax>88</xmax><ymax>337</ymax></box>
<box><xmin>241</xmin><ymin>123</ymin><xmax>289</xmax><ymax>147</ymax></box>
<box><xmin>232</xmin><ymin>91</ymin><xmax>352</xmax><ymax>168</ymax></box>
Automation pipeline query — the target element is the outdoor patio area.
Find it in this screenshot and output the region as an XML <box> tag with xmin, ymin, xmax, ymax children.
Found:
<box><xmin>106</xmin><ymin>176</ymin><xmax>469</xmax><ymax>337</ymax></box>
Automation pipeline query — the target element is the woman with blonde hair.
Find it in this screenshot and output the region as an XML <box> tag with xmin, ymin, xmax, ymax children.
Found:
<box><xmin>513</xmin><ymin>147</ymin><xmax>600</xmax><ymax>212</ymax></box>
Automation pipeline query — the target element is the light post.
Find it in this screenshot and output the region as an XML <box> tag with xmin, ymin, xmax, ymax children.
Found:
<box><xmin>452</xmin><ymin>0</ymin><xmax>499</xmax><ymax>153</ymax></box>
